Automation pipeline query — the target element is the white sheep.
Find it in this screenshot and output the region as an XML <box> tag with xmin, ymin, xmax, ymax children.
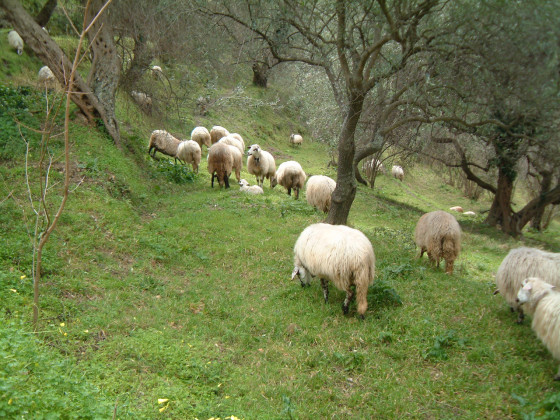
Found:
<box><xmin>207</xmin><ymin>142</ymin><xmax>233</xmax><ymax>188</ymax></box>
<box><xmin>271</xmin><ymin>161</ymin><xmax>306</xmax><ymax>199</ymax></box>
<box><xmin>227</xmin><ymin>144</ymin><xmax>243</xmax><ymax>183</ymax></box>
<box><xmin>8</xmin><ymin>30</ymin><xmax>23</xmax><ymax>55</ymax></box>
<box><xmin>191</xmin><ymin>127</ymin><xmax>211</xmax><ymax>149</ymax></box>
<box><xmin>414</xmin><ymin>210</ymin><xmax>461</xmax><ymax>274</ymax></box>
<box><xmin>210</xmin><ymin>126</ymin><xmax>230</xmax><ymax>144</ymax></box>
<box><xmin>292</xmin><ymin>223</ymin><xmax>376</xmax><ymax>318</ymax></box>
<box><xmin>176</xmin><ymin>140</ymin><xmax>202</xmax><ymax>173</ymax></box>
<box><xmin>449</xmin><ymin>206</ymin><xmax>464</xmax><ymax>213</ymax></box>
<box><xmin>131</xmin><ymin>91</ymin><xmax>152</xmax><ymax>114</ymax></box>
<box><xmin>517</xmin><ymin>277</ymin><xmax>560</xmax><ymax>380</ymax></box>
<box><xmin>363</xmin><ymin>158</ymin><xmax>385</xmax><ymax>178</ymax></box>
<box><xmin>290</xmin><ymin>133</ymin><xmax>303</xmax><ymax>147</ymax></box>
<box><xmin>391</xmin><ymin>165</ymin><xmax>404</xmax><ymax>181</ymax></box>
<box><xmin>247</xmin><ymin>144</ymin><xmax>276</xmax><ymax>188</ymax></box>
<box><xmin>229</xmin><ymin>133</ymin><xmax>246</xmax><ymax>151</ymax></box>
<box><xmin>463</xmin><ymin>211</ymin><xmax>476</xmax><ymax>216</ymax></box>
<box><xmin>148</xmin><ymin>130</ymin><xmax>181</xmax><ymax>161</ymax></box>
<box><xmin>305</xmin><ymin>175</ymin><xmax>336</xmax><ymax>213</ymax></box>
<box><xmin>238</xmin><ymin>179</ymin><xmax>263</xmax><ymax>195</ymax></box>
<box><xmin>219</xmin><ymin>135</ymin><xmax>244</xmax><ymax>155</ymax></box>
<box><xmin>495</xmin><ymin>247</ymin><xmax>560</xmax><ymax>323</ymax></box>
<box><xmin>151</xmin><ymin>65</ymin><xmax>163</xmax><ymax>80</ymax></box>
<box><xmin>38</xmin><ymin>66</ymin><xmax>55</xmax><ymax>87</ymax></box>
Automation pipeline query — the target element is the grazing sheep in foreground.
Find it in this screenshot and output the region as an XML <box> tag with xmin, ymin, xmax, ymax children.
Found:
<box><xmin>227</xmin><ymin>144</ymin><xmax>243</xmax><ymax>183</ymax></box>
<box><xmin>38</xmin><ymin>66</ymin><xmax>55</xmax><ymax>87</ymax></box>
<box><xmin>517</xmin><ymin>277</ymin><xmax>560</xmax><ymax>380</ymax></box>
<box><xmin>449</xmin><ymin>206</ymin><xmax>463</xmax><ymax>213</ymax></box>
<box><xmin>414</xmin><ymin>210</ymin><xmax>461</xmax><ymax>274</ymax></box>
<box><xmin>292</xmin><ymin>223</ymin><xmax>376</xmax><ymax>318</ymax></box>
<box><xmin>219</xmin><ymin>135</ymin><xmax>244</xmax><ymax>155</ymax></box>
<box><xmin>176</xmin><ymin>140</ymin><xmax>202</xmax><ymax>173</ymax></box>
<box><xmin>210</xmin><ymin>126</ymin><xmax>229</xmax><ymax>144</ymax></box>
<box><xmin>239</xmin><ymin>179</ymin><xmax>263</xmax><ymax>194</ymax></box>
<box><xmin>391</xmin><ymin>165</ymin><xmax>404</xmax><ymax>181</ymax></box>
<box><xmin>247</xmin><ymin>144</ymin><xmax>276</xmax><ymax>188</ymax></box>
<box><xmin>191</xmin><ymin>127</ymin><xmax>211</xmax><ymax>149</ymax></box>
<box><xmin>495</xmin><ymin>247</ymin><xmax>560</xmax><ymax>323</ymax></box>
<box><xmin>271</xmin><ymin>161</ymin><xmax>306</xmax><ymax>199</ymax></box>
<box><xmin>148</xmin><ymin>130</ymin><xmax>181</xmax><ymax>161</ymax></box>
<box><xmin>306</xmin><ymin>175</ymin><xmax>336</xmax><ymax>213</ymax></box>
<box><xmin>207</xmin><ymin>142</ymin><xmax>233</xmax><ymax>188</ymax></box>
<box><xmin>290</xmin><ymin>133</ymin><xmax>303</xmax><ymax>146</ymax></box>
<box><xmin>8</xmin><ymin>30</ymin><xmax>23</xmax><ymax>55</ymax></box>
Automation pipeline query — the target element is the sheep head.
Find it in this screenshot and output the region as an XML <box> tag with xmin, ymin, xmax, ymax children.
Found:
<box><xmin>517</xmin><ymin>277</ymin><xmax>555</xmax><ymax>305</ymax></box>
<box><xmin>291</xmin><ymin>266</ymin><xmax>310</xmax><ymax>287</ymax></box>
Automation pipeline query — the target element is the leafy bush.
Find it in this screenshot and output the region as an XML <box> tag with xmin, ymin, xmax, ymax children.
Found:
<box><xmin>152</xmin><ymin>159</ymin><xmax>196</xmax><ymax>184</ymax></box>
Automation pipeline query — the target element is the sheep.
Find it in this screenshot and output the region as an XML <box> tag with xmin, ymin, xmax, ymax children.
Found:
<box><xmin>291</xmin><ymin>223</ymin><xmax>376</xmax><ymax>318</ymax></box>
<box><xmin>131</xmin><ymin>91</ymin><xmax>152</xmax><ymax>114</ymax></box>
<box><xmin>219</xmin><ymin>135</ymin><xmax>244</xmax><ymax>155</ymax></box>
<box><xmin>8</xmin><ymin>30</ymin><xmax>23</xmax><ymax>55</ymax></box>
<box><xmin>148</xmin><ymin>130</ymin><xmax>181</xmax><ymax>161</ymax></box>
<box><xmin>363</xmin><ymin>158</ymin><xmax>385</xmax><ymax>178</ymax></box>
<box><xmin>495</xmin><ymin>247</ymin><xmax>560</xmax><ymax>323</ymax></box>
<box><xmin>239</xmin><ymin>179</ymin><xmax>263</xmax><ymax>195</ymax></box>
<box><xmin>38</xmin><ymin>66</ymin><xmax>55</xmax><ymax>87</ymax></box>
<box><xmin>207</xmin><ymin>142</ymin><xmax>233</xmax><ymax>188</ymax></box>
<box><xmin>271</xmin><ymin>161</ymin><xmax>306</xmax><ymax>199</ymax></box>
<box><xmin>290</xmin><ymin>133</ymin><xmax>303</xmax><ymax>147</ymax></box>
<box><xmin>191</xmin><ymin>126</ymin><xmax>211</xmax><ymax>149</ymax></box>
<box><xmin>229</xmin><ymin>133</ymin><xmax>246</xmax><ymax>151</ymax></box>
<box><xmin>516</xmin><ymin>277</ymin><xmax>560</xmax><ymax>380</ymax></box>
<box><xmin>227</xmin><ymin>144</ymin><xmax>243</xmax><ymax>183</ymax></box>
<box><xmin>176</xmin><ymin>140</ymin><xmax>202</xmax><ymax>173</ymax></box>
<box><xmin>151</xmin><ymin>65</ymin><xmax>163</xmax><ymax>80</ymax></box>
<box><xmin>414</xmin><ymin>210</ymin><xmax>461</xmax><ymax>274</ymax></box>
<box><xmin>391</xmin><ymin>165</ymin><xmax>404</xmax><ymax>181</ymax></box>
<box><xmin>210</xmin><ymin>126</ymin><xmax>230</xmax><ymax>144</ymax></box>
<box><xmin>305</xmin><ymin>175</ymin><xmax>336</xmax><ymax>213</ymax></box>
<box><xmin>247</xmin><ymin>144</ymin><xmax>276</xmax><ymax>188</ymax></box>
<box><xmin>449</xmin><ymin>206</ymin><xmax>464</xmax><ymax>213</ymax></box>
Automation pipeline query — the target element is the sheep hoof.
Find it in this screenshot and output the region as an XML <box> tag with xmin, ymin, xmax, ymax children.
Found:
<box><xmin>359</xmin><ymin>314</ymin><xmax>365</xmax><ymax>321</ymax></box>
<box><xmin>342</xmin><ymin>303</ymin><xmax>349</xmax><ymax>315</ymax></box>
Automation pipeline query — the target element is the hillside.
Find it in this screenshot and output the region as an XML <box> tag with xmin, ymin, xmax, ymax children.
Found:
<box><xmin>1</xmin><ymin>29</ymin><xmax>560</xmax><ymax>419</ymax></box>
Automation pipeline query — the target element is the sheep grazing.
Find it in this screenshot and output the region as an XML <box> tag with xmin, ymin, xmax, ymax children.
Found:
<box><xmin>290</xmin><ymin>133</ymin><xmax>303</xmax><ymax>147</ymax></box>
<box><xmin>131</xmin><ymin>91</ymin><xmax>152</xmax><ymax>114</ymax></box>
<box><xmin>247</xmin><ymin>144</ymin><xmax>276</xmax><ymax>188</ymax></box>
<box><xmin>239</xmin><ymin>179</ymin><xmax>263</xmax><ymax>195</ymax></box>
<box><xmin>207</xmin><ymin>142</ymin><xmax>233</xmax><ymax>188</ymax></box>
<box><xmin>449</xmin><ymin>206</ymin><xmax>464</xmax><ymax>213</ymax></box>
<box><xmin>8</xmin><ymin>30</ymin><xmax>23</xmax><ymax>55</ymax></box>
<box><xmin>219</xmin><ymin>135</ymin><xmax>244</xmax><ymax>155</ymax></box>
<box><xmin>271</xmin><ymin>161</ymin><xmax>306</xmax><ymax>199</ymax></box>
<box><xmin>306</xmin><ymin>175</ymin><xmax>336</xmax><ymax>213</ymax></box>
<box><xmin>391</xmin><ymin>165</ymin><xmax>404</xmax><ymax>181</ymax></box>
<box><xmin>176</xmin><ymin>140</ymin><xmax>202</xmax><ymax>173</ymax></box>
<box><xmin>191</xmin><ymin>126</ymin><xmax>211</xmax><ymax>149</ymax></box>
<box><xmin>38</xmin><ymin>66</ymin><xmax>55</xmax><ymax>87</ymax></box>
<box><xmin>210</xmin><ymin>126</ymin><xmax>230</xmax><ymax>144</ymax></box>
<box><xmin>517</xmin><ymin>277</ymin><xmax>560</xmax><ymax>380</ymax></box>
<box><xmin>292</xmin><ymin>223</ymin><xmax>376</xmax><ymax>318</ymax></box>
<box><xmin>495</xmin><ymin>247</ymin><xmax>560</xmax><ymax>323</ymax></box>
<box><xmin>148</xmin><ymin>130</ymin><xmax>181</xmax><ymax>161</ymax></box>
<box><xmin>227</xmin><ymin>144</ymin><xmax>243</xmax><ymax>183</ymax></box>
<box><xmin>414</xmin><ymin>210</ymin><xmax>461</xmax><ymax>274</ymax></box>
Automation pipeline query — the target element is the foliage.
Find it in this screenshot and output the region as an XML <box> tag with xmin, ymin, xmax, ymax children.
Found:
<box><xmin>151</xmin><ymin>159</ymin><xmax>196</xmax><ymax>184</ymax></box>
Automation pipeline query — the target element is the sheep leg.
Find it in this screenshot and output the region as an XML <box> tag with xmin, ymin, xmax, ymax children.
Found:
<box><xmin>516</xmin><ymin>309</ymin><xmax>525</xmax><ymax>324</ymax></box>
<box><xmin>225</xmin><ymin>175</ymin><xmax>230</xmax><ymax>189</ymax></box>
<box><xmin>320</xmin><ymin>278</ymin><xmax>329</xmax><ymax>303</ymax></box>
<box><xmin>342</xmin><ymin>288</ymin><xmax>354</xmax><ymax>315</ymax></box>
<box><xmin>295</xmin><ymin>188</ymin><xmax>299</xmax><ymax>200</ymax></box>
<box><xmin>287</xmin><ymin>187</ymin><xmax>292</xmax><ymax>196</ymax></box>
<box><xmin>211</xmin><ymin>173</ymin><xmax>215</xmax><ymax>188</ymax></box>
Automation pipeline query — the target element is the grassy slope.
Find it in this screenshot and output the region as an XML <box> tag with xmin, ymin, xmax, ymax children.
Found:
<box><xmin>1</xmin><ymin>30</ymin><xmax>560</xmax><ymax>419</ymax></box>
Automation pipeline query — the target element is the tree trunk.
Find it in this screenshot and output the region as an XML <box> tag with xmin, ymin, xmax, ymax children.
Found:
<box><xmin>515</xmin><ymin>184</ymin><xmax>560</xmax><ymax>235</ymax></box>
<box><xmin>0</xmin><ymin>0</ymin><xmax>120</xmax><ymax>145</ymax></box>
<box><xmin>485</xmin><ymin>168</ymin><xmax>514</xmax><ymax>230</ymax></box>
<box><xmin>252</xmin><ymin>62</ymin><xmax>269</xmax><ymax>88</ymax></box>
<box><xmin>35</xmin><ymin>0</ymin><xmax>57</xmax><ymax>27</ymax></box>
<box><xmin>120</xmin><ymin>35</ymin><xmax>154</xmax><ymax>90</ymax></box>
<box><xmin>530</xmin><ymin>171</ymin><xmax>552</xmax><ymax>231</ymax></box>
<box><xmin>326</xmin><ymin>93</ymin><xmax>365</xmax><ymax>225</ymax></box>
<box><xmin>354</xmin><ymin>140</ymin><xmax>383</xmax><ymax>187</ymax></box>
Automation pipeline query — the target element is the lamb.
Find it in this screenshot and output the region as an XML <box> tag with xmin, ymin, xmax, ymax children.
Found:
<box><xmin>271</xmin><ymin>161</ymin><xmax>306</xmax><ymax>199</ymax></box>
<box><xmin>207</xmin><ymin>142</ymin><xmax>233</xmax><ymax>188</ymax></box>
<box><xmin>449</xmin><ymin>206</ymin><xmax>464</xmax><ymax>213</ymax></box>
<box><xmin>238</xmin><ymin>179</ymin><xmax>263</xmax><ymax>195</ymax></box>
<box><xmin>219</xmin><ymin>135</ymin><xmax>244</xmax><ymax>155</ymax></box>
<box><xmin>391</xmin><ymin>165</ymin><xmax>404</xmax><ymax>181</ymax></box>
<box><xmin>191</xmin><ymin>126</ymin><xmax>211</xmax><ymax>149</ymax></box>
<box><xmin>291</xmin><ymin>223</ymin><xmax>376</xmax><ymax>318</ymax></box>
<box><xmin>227</xmin><ymin>144</ymin><xmax>243</xmax><ymax>183</ymax></box>
<box><xmin>247</xmin><ymin>144</ymin><xmax>276</xmax><ymax>188</ymax></box>
<box><xmin>148</xmin><ymin>130</ymin><xmax>181</xmax><ymax>161</ymax></box>
<box><xmin>38</xmin><ymin>66</ymin><xmax>55</xmax><ymax>87</ymax></box>
<box><xmin>210</xmin><ymin>126</ymin><xmax>230</xmax><ymax>144</ymax></box>
<box><xmin>290</xmin><ymin>133</ymin><xmax>303</xmax><ymax>146</ymax></box>
<box><xmin>305</xmin><ymin>175</ymin><xmax>336</xmax><ymax>213</ymax></box>
<box><xmin>8</xmin><ymin>30</ymin><xmax>23</xmax><ymax>55</ymax></box>
<box><xmin>516</xmin><ymin>277</ymin><xmax>560</xmax><ymax>380</ymax></box>
<box><xmin>414</xmin><ymin>210</ymin><xmax>461</xmax><ymax>274</ymax></box>
<box><xmin>495</xmin><ymin>247</ymin><xmax>560</xmax><ymax>323</ymax></box>
<box><xmin>176</xmin><ymin>140</ymin><xmax>202</xmax><ymax>173</ymax></box>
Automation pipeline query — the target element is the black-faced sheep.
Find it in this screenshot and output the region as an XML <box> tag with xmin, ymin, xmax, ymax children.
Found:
<box><xmin>271</xmin><ymin>161</ymin><xmax>306</xmax><ymax>199</ymax></box>
<box><xmin>392</xmin><ymin>165</ymin><xmax>404</xmax><ymax>181</ymax></box>
<box><xmin>148</xmin><ymin>130</ymin><xmax>181</xmax><ymax>161</ymax></box>
<box><xmin>290</xmin><ymin>134</ymin><xmax>303</xmax><ymax>147</ymax></box>
<box><xmin>247</xmin><ymin>144</ymin><xmax>276</xmax><ymax>188</ymax></box>
<box><xmin>8</xmin><ymin>30</ymin><xmax>23</xmax><ymax>55</ymax></box>
<box><xmin>239</xmin><ymin>179</ymin><xmax>263</xmax><ymax>194</ymax></box>
<box><xmin>292</xmin><ymin>223</ymin><xmax>376</xmax><ymax>318</ymax></box>
<box><xmin>176</xmin><ymin>140</ymin><xmax>202</xmax><ymax>173</ymax></box>
<box><xmin>414</xmin><ymin>210</ymin><xmax>461</xmax><ymax>274</ymax></box>
<box><xmin>207</xmin><ymin>142</ymin><xmax>233</xmax><ymax>188</ymax></box>
<box><xmin>495</xmin><ymin>247</ymin><xmax>560</xmax><ymax>323</ymax></box>
<box><xmin>210</xmin><ymin>126</ymin><xmax>229</xmax><ymax>144</ymax></box>
<box><xmin>305</xmin><ymin>175</ymin><xmax>336</xmax><ymax>213</ymax></box>
<box><xmin>191</xmin><ymin>127</ymin><xmax>211</xmax><ymax>149</ymax></box>
<box><xmin>517</xmin><ymin>277</ymin><xmax>560</xmax><ymax>380</ymax></box>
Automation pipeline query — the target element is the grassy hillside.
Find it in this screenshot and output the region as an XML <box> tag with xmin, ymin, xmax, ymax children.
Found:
<box><xmin>1</xmin><ymin>29</ymin><xmax>560</xmax><ymax>419</ymax></box>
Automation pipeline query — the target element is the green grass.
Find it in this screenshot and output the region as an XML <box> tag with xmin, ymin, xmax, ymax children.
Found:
<box><xmin>1</xmin><ymin>36</ymin><xmax>560</xmax><ymax>419</ymax></box>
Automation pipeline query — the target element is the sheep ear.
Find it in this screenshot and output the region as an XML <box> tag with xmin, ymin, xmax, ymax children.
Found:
<box><xmin>291</xmin><ymin>267</ymin><xmax>299</xmax><ymax>280</ymax></box>
<box><xmin>522</xmin><ymin>283</ymin><xmax>532</xmax><ymax>291</ymax></box>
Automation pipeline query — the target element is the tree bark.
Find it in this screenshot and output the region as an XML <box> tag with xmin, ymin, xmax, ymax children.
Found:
<box><xmin>485</xmin><ymin>167</ymin><xmax>514</xmax><ymax>230</ymax></box>
<box><xmin>0</xmin><ymin>0</ymin><xmax>120</xmax><ymax>145</ymax></box>
<box><xmin>252</xmin><ymin>62</ymin><xmax>269</xmax><ymax>88</ymax></box>
<box><xmin>35</xmin><ymin>0</ymin><xmax>57</xmax><ymax>27</ymax></box>
<box><xmin>120</xmin><ymin>35</ymin><xmax>154</xmax><ymax>90</ymax></box>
